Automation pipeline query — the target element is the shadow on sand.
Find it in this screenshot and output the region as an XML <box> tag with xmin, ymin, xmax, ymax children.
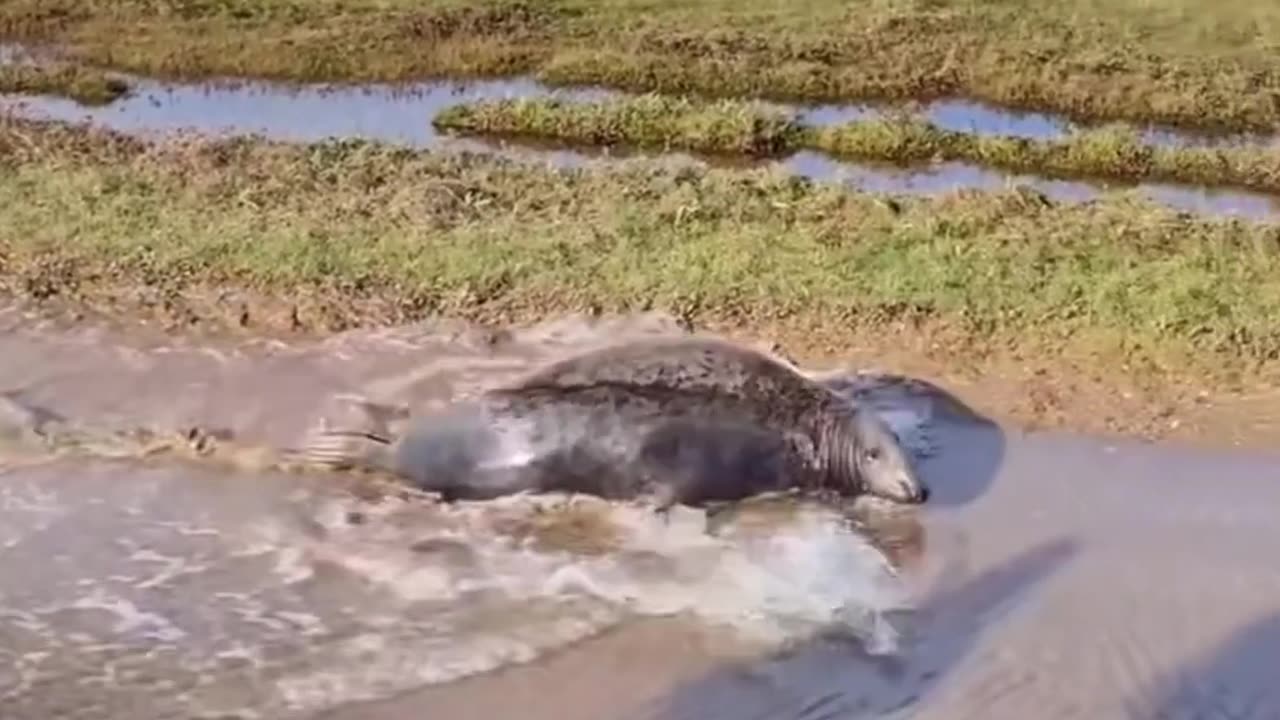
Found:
<box><xmin>1140</xmin><ymin>612</ymin><xmax>1280</xmax><ymax>719</ymax></box>
<box><xmin>624</xmin><ymin>536</ymin><xmax>1079</xmax><ymax>720</ymax></box>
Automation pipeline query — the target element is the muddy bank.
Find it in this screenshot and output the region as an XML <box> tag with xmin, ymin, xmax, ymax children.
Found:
<box><xmin>1</xmin><ymin>54</ymin><xmax>1278</xmax><ymax>221</ymax></box>
<box><xmin>2</xmin><ymin>306</ymin><xmax>1280</xmax><ymax>718</ymax></box>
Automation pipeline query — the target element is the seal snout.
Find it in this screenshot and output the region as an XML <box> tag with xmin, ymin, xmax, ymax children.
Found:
<box><xmin>902</xmin><ymin>477</ymin><xmax>930</xmax><ymax>504</ymax></box>
<box><xmin>874</xmin><ymin>473</ymin><xmax>929</xmax><ymax>505</ymax></box>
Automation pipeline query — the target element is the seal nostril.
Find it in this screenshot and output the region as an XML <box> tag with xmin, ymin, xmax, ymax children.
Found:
<box><xmin>918</xmin><ymin>484</ymin><xmax>931</xmax><ymax>503</ymax></box>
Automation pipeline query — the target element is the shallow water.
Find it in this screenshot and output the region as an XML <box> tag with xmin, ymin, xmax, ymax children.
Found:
<box><xmin>2</xmin><ymin>47</ymin><xmax>1278</xmax><ymax>221</ymax></box>
<box><xmin>1</xmin><ymin>306</ymin><xmax>1279</xmax><ymax>719</ymax></box>
<box><xmin>798</xmin><ymin>98</ymin><xmax>1279</xmax><ymax>150</ymax></box>
<box><xmin>782</xmin><ymin>153</ymin><xmax>1280</xmax><ymax>220</ymax></box>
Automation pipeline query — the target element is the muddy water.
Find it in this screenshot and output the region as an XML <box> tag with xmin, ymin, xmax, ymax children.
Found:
<box><xmin>2</xmin><ymin>48</ymin><xmax>1279</xmax><ymax>221</ymax></box>
<box><xmin>0</xmin><ymin>306</ymin><xmax>934</xmax><ymax>718</ymax></box>
<box><xmin>2</xmin><ymin>306</ymin><xmax>1279</xmax><ymax>719</ymax></box>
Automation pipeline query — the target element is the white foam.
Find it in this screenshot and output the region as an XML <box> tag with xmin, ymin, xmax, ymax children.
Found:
<box><xmin>242</xmin><ymin>490</ymin><xmax>916</xmax><ymax>709</ymax></box>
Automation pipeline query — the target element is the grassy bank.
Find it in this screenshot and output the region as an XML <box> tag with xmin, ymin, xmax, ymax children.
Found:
<box><xmin>0</xmin><ymin>62</ymin><xmax>128</xmax><ymax>104</ymax></box>
<box><xmin>436</xmin><ymin>95</ymin><xmax>1280</xmax><ymax>193</ymax></box>
<box><xmin>2</xmin><ymin>0</ymin><xmax>1280</xmax><ymax>133</ymax></box>
<box><xmin>435</xmin><ymin>95</ymin><xmax>802</xmax><ymax>156</ymax></box>
<box><xmin>3</xmin><ymin>114</ymin><xmax>1280</xmax><ymax>390</ymax></box>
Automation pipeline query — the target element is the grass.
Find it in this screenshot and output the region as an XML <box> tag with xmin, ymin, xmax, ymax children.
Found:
<box><xmin>0</xmin><ymin>62</ymin><xmax>129</xmax><ymax>105</ymax></box>
<box><xmin>3</xmin><ymin>113</ymin><xmax>1280</xmax><ymax>388</ymax></box>
<box><xmin>436</xmin><ymin>94</ymin><xmax>1280</xmax><ymax>193</ymax></box>
<box><xmin>810</xmin><ymin>121</ymin><xmax>1280</xmax><ymax>193</ymax></box>
<box><xmin>1</xmin><ymin>0</ymin><xmax>1280</xmax><ymax>132</ymax></box>
<box><xmin>435</xmin><ymin>94</ymin><xmax>803</xmax><ymax>156</ymax></box>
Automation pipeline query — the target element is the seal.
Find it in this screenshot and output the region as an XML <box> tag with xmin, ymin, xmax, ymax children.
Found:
<box><xmin>292</xmin><ymin>335</ymin><xmax>928</xmax><ymax>512</ymax></box>
<box><xmin>498</xmin><ymin>335</ymin><xmax>928</xmax><ymax>505</ymax></box>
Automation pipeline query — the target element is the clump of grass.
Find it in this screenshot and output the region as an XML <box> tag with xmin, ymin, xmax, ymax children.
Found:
<box><xmin>435</xmin><ymin>94</ymin><xmax>802</xmax><ymax>156</ymax></box>
<box><xmin>2</xmin><ymin>0</ymin><xmax>1280</xmax><ymax>132</ymax></box>
<box><xmin>0</xmin><ymin>63</ymin><xmax>129</xmax><ymax>105</ymax></box>
<box><xmin>435</xmin><ymin>94</ymin><xmax>1280</xmax><ymax>192</ymax></box>
<box><xmin>3</xmin><ymin>114</ymin><xmax>1280</xmax><ymax>382</ymax></box>
<box><xmin>811</xmin><ymin>120</ymin><xmax>1280</xmax><ymax>193</ymax></box>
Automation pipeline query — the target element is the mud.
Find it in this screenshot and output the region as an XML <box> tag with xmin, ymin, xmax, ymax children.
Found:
<box><xmin>3</xmin><ymin>46</ymin><xmax>1279</xmax><ymax>221</ymax></box>
<box><xmin>1</xmin><ymin>304</ymin><xmax>1279</xmax><ymax>719</ymax></box>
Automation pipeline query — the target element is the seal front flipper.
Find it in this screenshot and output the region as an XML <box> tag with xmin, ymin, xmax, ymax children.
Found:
<box><xmin>701</xmin><ymin>500</ymin><xmax>739</xmax><ymax>536</ymax></box>
<box><xmin>637</xmin><ymin>482</ymin><xmax>682</xmax><ymax>526</ymax></box>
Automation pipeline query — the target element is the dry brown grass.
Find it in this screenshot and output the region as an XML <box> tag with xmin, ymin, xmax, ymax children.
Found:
<box><xmin>0</xmin><ymin>61</ymin><xmax>128</xmax><ymax>104</ymax></box>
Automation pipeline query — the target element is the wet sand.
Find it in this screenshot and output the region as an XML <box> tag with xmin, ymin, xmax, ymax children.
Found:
<box><xmin>3</xmin><ymin>44</ymin><xmax>1279</xmax><ymax>221</ymax></box>
<box><xmin>2</xmin><ymin>305</ymin><xmax>1279</xmax><ymax>718</ymax></box>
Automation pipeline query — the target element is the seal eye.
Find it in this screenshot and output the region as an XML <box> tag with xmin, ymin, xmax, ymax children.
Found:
<box><xmin>864</xmin><ymin>447</ymin><xmax>881</xmax><ymax>462</ymax></box>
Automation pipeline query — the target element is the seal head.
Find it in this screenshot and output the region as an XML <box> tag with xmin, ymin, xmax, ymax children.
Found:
<box><xmin>827</xmin><ymin>408</ymin><xmax>928</xmax><ymax>504</ymax></box>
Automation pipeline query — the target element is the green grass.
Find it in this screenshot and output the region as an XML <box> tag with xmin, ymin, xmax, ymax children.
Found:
<box><xmin>436</xmin><ymin>94</ymin><xmax>1280</xmax><ymax>193</ymax></box>
<box><xmin>2</xmin><ymin>0</ymin><xmax>1280</xmax><ymax>132</ymax></box>
<box><xmin>435</xmin><ymin>94</ymin><xmax>803</xmax><ymax>156</ymax></box>
<box><xmin>0</xmin><ymin>62</ymin><xmax>129</xmax><ymax>105</ymax></box>
<box><xmin>3</xmin><ymin>114</ymin><xmax>1280</xmax><ymax>384</ymax></box>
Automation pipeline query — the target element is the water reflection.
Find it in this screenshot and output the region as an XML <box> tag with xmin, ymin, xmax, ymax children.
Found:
<box><xmin>0</xmin><ymin>74</ymin><xmax>616</xmax><ymax>147</ymax></box>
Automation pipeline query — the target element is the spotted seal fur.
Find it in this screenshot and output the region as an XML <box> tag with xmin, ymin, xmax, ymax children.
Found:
<box><xmin>498</xmin><ymin>335</ymin><xmax>926</xmax><ymax>503</ymax></box>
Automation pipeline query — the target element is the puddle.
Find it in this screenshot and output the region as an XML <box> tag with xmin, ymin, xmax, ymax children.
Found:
<box><xmin>0</xmin><ymin>74</ymin><xmax>617</xmax><ymax>148</ymax></box>
<box><xmin>449</xmin><ymin>140</ymin><xmax>1280</xmax><ymax>221</ymax></box>
<box><xmin>1</xmin><ymin>306</ymin><xmax>1279</xmax><ymax>719</ymax></box>
<box><xmin>5</xmin><ymin>41</ymin><xmax>1271</xmax><ymax>150</ymax></box>
<box><xmin>801</xmin><ymin>98</ymin><xmax>1279</xmax><ymax>150</ymax></box>
<box><xmin>2</xmin><ymin>45</ymin><xmax>1279</xmax><ymax>222</ymax></box>
<box><xmin>782</xmin><ymin>152</ymin><xmax>1280</xmax><ymax>219</ymax></box>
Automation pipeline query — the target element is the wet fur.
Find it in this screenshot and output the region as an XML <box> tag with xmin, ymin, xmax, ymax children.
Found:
<box><xmin>356</xmin><ymin>335</ymin><xmax>925</xmax><ymax>509</ymax></box>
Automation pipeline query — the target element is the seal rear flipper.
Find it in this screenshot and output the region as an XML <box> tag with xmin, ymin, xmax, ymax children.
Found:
<box><xmin>283</xmin><ymin>429</ymin><xmax>394</xmax><ymax>473</ymax></box>
<box><xmin>285</xmin><ymin>393</ymin><xmax>407</xmax><ymax>472</ymax></box>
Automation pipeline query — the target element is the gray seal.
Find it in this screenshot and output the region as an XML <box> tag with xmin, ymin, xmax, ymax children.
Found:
<box><xmin>293</xmin><ymin>336</ymin><xmax>928</xmax><ymax>511</ymax></box>
<box><xmin>497</xmin><ymin>335</ymin><xmax>927</xmax><ymax>504</ymax></box>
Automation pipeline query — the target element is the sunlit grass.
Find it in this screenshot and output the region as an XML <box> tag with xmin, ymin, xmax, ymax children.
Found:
<box><xmin>2</xmin><ymin>0</ymin><xmax>1280</xmax><ymax>130</ymax></box>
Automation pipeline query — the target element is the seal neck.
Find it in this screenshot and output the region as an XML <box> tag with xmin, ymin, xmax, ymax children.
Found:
<box><xmin>816</xmin><ymin>412</ymin><xmax>860</xmax><ymax>494</ymax></box>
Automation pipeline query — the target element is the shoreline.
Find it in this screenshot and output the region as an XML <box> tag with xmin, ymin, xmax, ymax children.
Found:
<box><xmin>6</xmin><ymin>278</ymin><xmax>1277</xmax><ymax>456</ymax></box>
